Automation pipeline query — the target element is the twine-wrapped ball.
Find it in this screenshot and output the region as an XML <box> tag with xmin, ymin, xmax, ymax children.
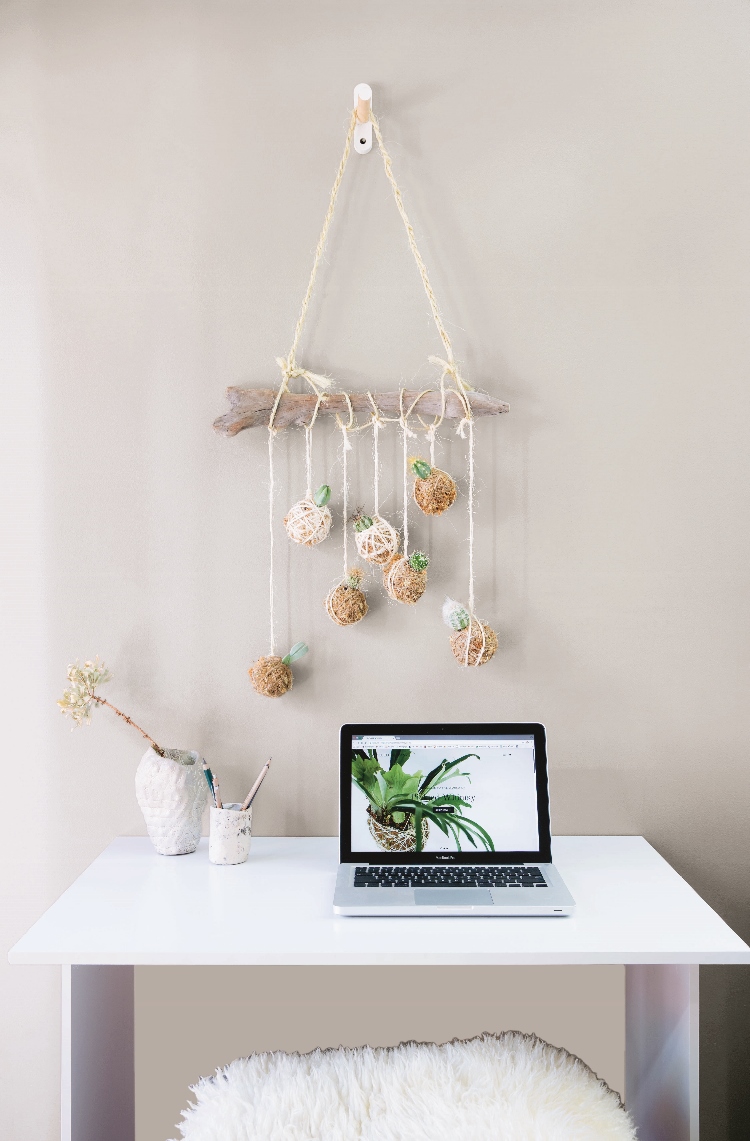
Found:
<box><xmin>249</xmin><ymin>656</ymin><xmax>293</xmax><ymax>697</ymax></box>
<box><xmin>326</xmin><ymin>583</ymin><xmax>369</xmax><ymax>626</ymax></box>
<box><xmin>384</xmin><ymin>552</ymin><xmax>429</xmax><ymax>605</ymax></box>
<box><xmin>354</xmin><ymin>514</ymin><xmax>399</xmax><ymax>565</ymax></box>
<box><xmin>450</xmin><ymin>620</ymin><xmax>498</xmax><ymax>667</ymax></box>
<box><xmin>413</xmin><ymin>467</ymin><xmax>457</xmax><ymax>516</ymax></box>
<box><xmin>284</xmin><ymin>497</ymin><xmax>332</xmax><ymax>547</ymax></box>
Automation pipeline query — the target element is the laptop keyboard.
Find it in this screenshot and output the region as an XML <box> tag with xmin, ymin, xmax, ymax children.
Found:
<box><xmin>353</xmin><ymin>866</ymin><xmax>547</xmax><ymax>888</ymax></box>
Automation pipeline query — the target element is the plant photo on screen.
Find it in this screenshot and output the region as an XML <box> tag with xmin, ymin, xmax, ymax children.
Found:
<box><xmin>351</xmin><ymin>748</ymin><xmax>495</xmax><ymax>854</ymax></box>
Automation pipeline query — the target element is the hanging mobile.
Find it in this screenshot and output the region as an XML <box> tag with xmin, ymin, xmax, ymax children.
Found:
<box><xmin>216</xmin><ymin>85</ymin><xmax>508</xmax><ymax>681</ymax></box>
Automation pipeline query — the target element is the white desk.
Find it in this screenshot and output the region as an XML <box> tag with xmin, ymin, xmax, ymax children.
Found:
<box><xmin>10</xmin><ymin>836</ymin><xmax>750</xmax><ymax>1141</ymax></box>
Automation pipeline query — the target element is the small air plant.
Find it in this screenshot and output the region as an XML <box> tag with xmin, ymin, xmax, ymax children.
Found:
<box><xmin>326</xmin><ymin>567</ymin><xmax>368</xmax><ymax>627</ymax></box>
<box><xmin>384</xmin><ymin>550</ymin><xmax>430</xmax><ymax>604</ymax></box>
<box><xmin>249</xmin><ymin>641</ymin><xmax>309</xmax><ymax>698</ymax></box>
<box><xmin>57</xmin><ymin>657</ymin><xmax>165</xmax><ymax>755</ymax></box>
<box><xmin>409</xmin><ymin>456</ymin><xmax>457</xmax><ymax>516</ymax></box>
<box><xmin>442</xmin><ymin>598</ymin><xmax>470</xmax><ymax>631</ymax></box>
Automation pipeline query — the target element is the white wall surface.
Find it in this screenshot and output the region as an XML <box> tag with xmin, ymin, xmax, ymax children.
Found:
<box><xmin>2</xmin><ymin>1</ymin><xmax>750</xmax><ymax>1137</ymax></box>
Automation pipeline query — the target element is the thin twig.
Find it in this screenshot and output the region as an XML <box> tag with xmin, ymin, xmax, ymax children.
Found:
<box><xmin>90</xmin><ymin>695</ymin><xmax>165</xmax><ymax>756</ymax></box>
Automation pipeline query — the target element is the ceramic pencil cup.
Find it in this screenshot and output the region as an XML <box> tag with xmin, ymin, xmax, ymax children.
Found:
<box><xmin>209</xmin><ymin>804</ymin><xmax>252</xmax><ymax>865</ymax></box>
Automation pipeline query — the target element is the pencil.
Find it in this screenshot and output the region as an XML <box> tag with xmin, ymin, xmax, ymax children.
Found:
<box><xmin>212</xmin><ymin>776</ymin><xmax>223</xmax><ymax>810</ymax></box>
<box><xmin>241</xmin><ymin>758</ymin><xmax>272</xmax><ymax>811</ymax></box>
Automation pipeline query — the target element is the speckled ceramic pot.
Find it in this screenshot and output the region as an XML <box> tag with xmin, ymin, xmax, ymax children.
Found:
<box><xmin>209</xmin><ymin>804</ymin><xmax>252</xmax><ymax>865</ymax></box>
<box><xmin>135</xmin><ymin>748</ymin><xmax>208</xmax><ymax>855</ymax></box>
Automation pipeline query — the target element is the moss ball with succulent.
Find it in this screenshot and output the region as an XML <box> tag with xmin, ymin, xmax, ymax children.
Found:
<box><xmin>249</xmin><ymin>641</ymin><xmax>309</xmax><ymax>698</ymax></box>
<box><xmin>384</xmin><ymin>549</ymin><xmax>430</xmax><ymax>605</ymax></box>
<box><xmin>326</xmin><ymin>567</ymin><xmax>369</xmax><ymax>627</ymax></box>
<box><xmin>409</xmin><ymin>457</ymin><xmax>457</xmax><ymax>516</ymax></box>
<box><xmin>443</xmin><ymin>598</ymin><xmax>498</xmax><ymax>666</ymax></box>
<box><xmin>284</xmin><ymin>484</ymin><xmax>332</xmax><ymax>547</ymax></box>
<box><xmin>353</xmin><ymin>511</ymin><xmax>399</xmax><ymax>566</ymax></box>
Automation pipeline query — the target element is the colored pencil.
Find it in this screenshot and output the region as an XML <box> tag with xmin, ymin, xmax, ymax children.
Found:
<box><xmin>241</xmin><ymin>758</ymin><xmax>272</xmax><ymax>811</ymax></box>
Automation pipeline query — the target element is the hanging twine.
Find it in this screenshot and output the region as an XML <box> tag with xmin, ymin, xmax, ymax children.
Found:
<box><xmin>398</xmin><ymin>388</ymin><xmax>430</xmax><ymax>557</ymax></box>
<box><xmin>267</xmin><ymin>429</ymin><xmax>276</xmax><ymax>655</ymax></box>
<box><xmin>336</xmin><ymin>393</ymin><xmax>355</xmax><ymax>577</ymax></box>
<box><xmin>303</xmin><ymin>394</ymin><xmax>326</xmax><ymax>497</ymax></box>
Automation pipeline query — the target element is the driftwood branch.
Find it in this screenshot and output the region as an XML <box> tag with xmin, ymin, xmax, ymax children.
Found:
<box><xmin>214</xmin><ymin>388</ymin><xmax>510</xmax><ymax>437</ymax></box>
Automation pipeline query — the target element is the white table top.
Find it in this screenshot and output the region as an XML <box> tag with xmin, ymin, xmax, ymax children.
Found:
<box><xmin>9</xmin><ymin>836</ymin><xmax>750</xmax><ymax>966</ymax></box>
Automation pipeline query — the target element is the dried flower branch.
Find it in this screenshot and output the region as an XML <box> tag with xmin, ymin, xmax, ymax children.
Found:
<box><xmin>57</xmin><ymin>657</ymin><xmax>165</xmax><ymax>756</ymax></box>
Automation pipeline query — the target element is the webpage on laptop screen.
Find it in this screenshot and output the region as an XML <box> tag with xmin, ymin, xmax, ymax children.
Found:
<box><xmin>350</xmin><ymin>733</ymin><xmax>539</xmax><ymax>855</ymax></box>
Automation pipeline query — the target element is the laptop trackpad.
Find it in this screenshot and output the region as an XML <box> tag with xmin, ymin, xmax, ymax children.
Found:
<box><xmin>413</xmin><ymin>888</ymin><xmax>493</xmax><ymax>907</ymax></box>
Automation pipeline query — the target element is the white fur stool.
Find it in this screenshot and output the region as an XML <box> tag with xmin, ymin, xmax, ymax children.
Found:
<box><xmin>173</xmin><ymin>1032</ymin><xmax>635</xmax><ymax>1141</ymax></box>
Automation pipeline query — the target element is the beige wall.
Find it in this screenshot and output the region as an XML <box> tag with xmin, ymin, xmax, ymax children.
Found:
<box><xmin>2</xmin><ymin>0</ymin><xmax>750</xmax><ymax>1137</ymax></box>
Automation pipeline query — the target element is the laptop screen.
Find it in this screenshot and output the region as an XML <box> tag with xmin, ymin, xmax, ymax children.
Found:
<box><xmin>341</xmin><ymin>724</ymin><xmax>551</xmax><ymax>864</ymax></box>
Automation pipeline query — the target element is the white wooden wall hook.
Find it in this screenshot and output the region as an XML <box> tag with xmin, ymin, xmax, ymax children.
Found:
<box><xmin>353</xmin><ymin>83</ymin><xmax>372</xmax><ymax>154</ymax></box>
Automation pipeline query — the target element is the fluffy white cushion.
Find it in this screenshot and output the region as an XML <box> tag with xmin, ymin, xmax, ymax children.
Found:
<box><xmin>173</xmin><ymin>1031</ymin><xmax>635</xmax><ymax>1141</ymax></box>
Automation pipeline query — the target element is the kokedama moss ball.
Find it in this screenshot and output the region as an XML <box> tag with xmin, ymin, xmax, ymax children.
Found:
<box><xmin>326</xmin><ymin>584</ymin><xmax>368</xmax><ymax>626</ymax></box>
<box><xmin>410</xmin><ymin>459</ymin><xmax>457</xmax><ymax>516</ymax></box>
<box><xmin>326</xmin><ymin>567</ymin><xmax>368</xmax><ymax>626</ymax></box>
<box><xmin>284</xmin><ymin>496</ymin><xmax>332</xmax><ymax>547</ymax></box>
<box><xmin>384</xmin><ymin>550</ymin><xmax>429</xmax><ymax>604</ymax></box>
<box><xmin>354</xmin><ymin>514</ymin><xmax>399</xmax><ymax>565</ymax></box>
<box><xmin>249</xmin><ymin>656</ymin><xmax>293</xmax><ymax>697</ymax></box>
<box><xmin>450</xmin><ymin>620</ymin><xmax>498</xmax><ymax>667</ymax></box>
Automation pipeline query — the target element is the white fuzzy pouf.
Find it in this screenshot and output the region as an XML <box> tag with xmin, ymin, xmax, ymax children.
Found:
<box><xmin>172</xmin><ymin>1032</ymin><xmax>635</xmax><ymax>1141</ymax></box>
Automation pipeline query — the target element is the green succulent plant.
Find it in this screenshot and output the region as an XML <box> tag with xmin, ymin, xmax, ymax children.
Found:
<box><xmin>354</xmin><ymin>514</ymin><xmax>374</xmax><ymax>533</ymax></box>
<box><xmin>281</xmin><ymin>641</ymin><xmax>309</xmax><ymax>666</ymax></box>
<box><xmin>408</xmin><ymin>550</ymin><xmax>429</xmax><ymax>573</ymax></box>
<box><xmin>344</xmin><ymin>568</ymin><xmax>364</xmax><ymax>590</ymax></box>
<box><xmin>351</xmin><ymin>748</ymin><xmax>494</xmax><ymax>853</ymax></box>
<box><xmin>313</xmin><ymin>485</ymin><xmax>331</xmax><ymax>507</ymax></box>
<box><xmin>409</xmin><ymin>457</ymin><xmax>432</xmax><ymax>480</ymax></box>
<box><xmin>443</xmin><ymin>598</ymin><xmax>470</xmax><ymax>631</ymax></box>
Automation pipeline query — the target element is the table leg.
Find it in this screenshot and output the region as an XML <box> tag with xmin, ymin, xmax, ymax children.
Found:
<box><xmin>625</xmin><ymin>964</ymin><xmax>699</xmax><ymax>1140</ymax></box>
<box><xmin>62</xmin><ymin>965</ymin><xmax>134</xmax><ymax>1141</ymax></box>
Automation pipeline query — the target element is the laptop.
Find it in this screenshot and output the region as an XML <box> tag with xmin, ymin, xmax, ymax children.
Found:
<box><xmin>333</xmin><ymin>723</ymin><xmax>575</xmax><ymax>916</ymax></box>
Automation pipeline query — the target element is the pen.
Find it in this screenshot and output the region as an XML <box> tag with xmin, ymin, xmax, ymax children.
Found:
<box><xmin>241</xmin><ymin>758</ymin><xmax>272</xmax><ymax>811</ymax></box>
<box><xmin>212</xmin><ymin>776</ymin><xmax>223</xmax><ymax>810</ymax></box>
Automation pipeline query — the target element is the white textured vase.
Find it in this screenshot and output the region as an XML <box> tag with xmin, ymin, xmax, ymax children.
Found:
<box><xmin>135</xmin><ymin>748</ymin><xmax>208</xmax><ymax>855</ymax></box>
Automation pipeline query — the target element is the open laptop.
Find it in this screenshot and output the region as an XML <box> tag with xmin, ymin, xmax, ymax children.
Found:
<box><xmin>333</xmin><ymin>723</ymin><xmax>575</xmax><ymax>916</ymax></box>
